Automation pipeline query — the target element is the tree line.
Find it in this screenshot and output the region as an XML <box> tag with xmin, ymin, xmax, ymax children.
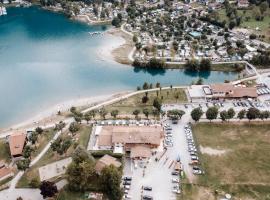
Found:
<box><xmin>190</xmin><ymin>107</ymin><xmax>270</xmax><ymax>122</ymax></box>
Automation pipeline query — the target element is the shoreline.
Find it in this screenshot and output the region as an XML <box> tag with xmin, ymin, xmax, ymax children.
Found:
<box><xmin>0</xmin><ymin>92</ymin><xmax>124</xmax><ymax>133</ymax></box>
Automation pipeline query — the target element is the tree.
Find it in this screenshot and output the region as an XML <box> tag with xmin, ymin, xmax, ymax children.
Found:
<box><xmin>184</xmin><ymin>59</ymin><xmax>199</xmax><ymax>71</ymax></box>
<box><xmin>69</xmin><ymin>122</ymin><xmax>80</xmax><ymax>135</ymax></box>
<box><xmin>40</xmin><ymin>181</ymin><xmax>58</xmax><ymax>199</ymax></box>
<box><xmin>54</xmin><ymin>121</ymin><xmax>66</xmax><ymax>132</ymax></box>
<box><xmin>51</xmin><ymin>137</ymin><xmax>72</xmax><ymax>156</ymax></box>
<box><xmin>153</xmin><ymin>97</ymin><xmax>162</xmax><ymax>111</ymax></box>
<box><xmin>259</xmin><ymin>110</ymin><xmax>270</xmax><ymax>120</ymax></box>
<box><xmin>23</xmin><ymin>145</ymin><xmax>33</xmax><ymax>159</ymax></box>
<box><xmin>227</xmin><ymin>108</ymin><xmax>235</xmax><ymax>120</ymax></box>
<box><xmin>99</xmin><ymin>108</ymin><xmax>108</xmax><ymax>119</ymax></box>
<box><xmin>152</xmin><ymin>109</ymin><xmax>160</xmax><ymax>119</ymax></box>
<box><xmin>141</xmin><ymin>95</ymin><xmax>149</xmax><ymax>103</ymax></box>
<box><xmin>29</xmin><ymin>132</ymin><xmax>38</xmax><ymax>145</ymax></box>
<box><xmin>206</xmin><ymin>107</ymin><xmax>219</xmax><ymax>122</ymax></box>
<box><xmin>16</xmin><ymin>159</ymin><xmax>30</xmax><ymax>171</ymax></box>
<box><xmin>199</xmin><ymin>58</ymin><xmax>212</xmax><ymax>71</ymax></box>
<box><xmin>143</xmin><ymin>82</ymin><xmax>149</xmax><ymax>90</ymax></box>
<box><xmin>84</xmin><ymin>113</ymin><xmax>91</xmax><ymax>124</ymax></box>
<box><xmin>246</xmin><ymin>107</ymin><xmax>260</xmax><ymax>121</ymax></box>
<box><xmin>74</xmin><ymin>115</ymin><xmax>82</xmax><ymax>124</ymax></box>
<box><xmin>112</xmin><ymin>17</ymin><xmax>121</xmax><ymax>27</ymax></box>
<box><xmin>133</xmin><ymin>109</ymin><xmax>140</xmax><ymax>119</ymax></box>
<box><xmin>70</xmin><ymin>106</ymin><xmax>77</xmax><ymax>114</ymax></box>
<box><xmin>259</xmin><ymin>2</ymin><xmax>268</xmax><ymax>15</ymax></box>
<box><xmin>89</xmin><ymin>110</ymin><xmax>97</xmax><ymax>120</ymax></box>
<box><xmin>220</xmin><ymin>110</ymin><xmax>228</xmax><ymax>122</ymax></box>
<box><xmin>72</xmin><ymin>146</ymin><xmax>94</xmax><ymax>164</ymax></box>
<box><xmin>167</xmin><ymin>109</ymin><xmax>185</xmax><ymax>120</ymax></box>
<box><xmin>111</xmin><ymin>110</ymin><xmax>119</xmax><ymax>119</ymax></box>
<box><xmin>191</xmin><ymin>108</ymin><xmax>203</xmax><ymax>122</ymax></box>
<box><xmin>237</xmin><ymin>109</ymin><xmax>246</xmax><ymax>120</ymax></box>
<box><xmin>143</xmin><ymin>108</ymin><xmax>150</xmax><ymax>119</ymax></box>
<box><xmin>35</xmin><ymin>127</ymin><xmax>43</xmax><ymax>135</ymax></box>
<box><xmin>132</xmin><ymin>35</ymin><xmax>138</xmax><ymax>43</ymax></box>
<box><xmin>100</xmin><ymin>165</ymin><xmax>123</xmax><ymax>200</ymax></box>
<box><xmin>66</xmin><ymin>159</ymin><xmax>96</xmax><ymax>192</ymax></box>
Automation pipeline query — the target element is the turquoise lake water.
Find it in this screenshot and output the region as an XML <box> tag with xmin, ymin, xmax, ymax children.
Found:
<box><xmin>0</xmin><ymin>6</ymin><xmax>237</xmax><ymax>127</ymax></box>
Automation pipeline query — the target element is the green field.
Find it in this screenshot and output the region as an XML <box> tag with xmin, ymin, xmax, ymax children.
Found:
<box><xmin>217</xmin><ymin>7</ymin><xmax>270</xmax><ymax>42</ymax></box>
<box><xmin>188</xmin><ymin>123</ymin><xmax>270</xmax><ymax>200</ymax></box>
<box><xmin>104</xmin><ymin>88</ymin><xmax>187</xmax><ymax>119</ymax></box>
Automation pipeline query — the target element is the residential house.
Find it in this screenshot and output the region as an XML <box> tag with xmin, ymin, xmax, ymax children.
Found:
<box><xmin>95</xmin><ymin>154</ymin><xmax>121</xmax><ymax>174</ymax></box>
<box><xmin>9</xmin><ymin>133</ymin><xmax>26</xmax><ymax>158</ymax></box>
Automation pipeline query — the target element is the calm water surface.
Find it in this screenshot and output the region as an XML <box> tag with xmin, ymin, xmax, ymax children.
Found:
<box><xmin>0</xmin><ymin>6</ymin><xmax>237</xmax><ymax>127</ymax></box>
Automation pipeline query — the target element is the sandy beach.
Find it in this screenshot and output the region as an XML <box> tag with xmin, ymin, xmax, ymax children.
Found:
<box><xmin>0</xmin><ymin>94</ymin><xmax>114</xmax><ymax>133</ymax></box>
<box><xmin>109</xmin><ymin>28</ymin><xmax>134</xmax><ymax>65</ymax></box>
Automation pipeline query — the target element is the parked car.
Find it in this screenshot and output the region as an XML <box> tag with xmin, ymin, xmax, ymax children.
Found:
<box><xmin>172</xmin><ymin>188</ymin><xmax>181</xmax><ymax>194</ymax></box>
<box><xmin>124</xmin><ymin>185</ymin><xmax>130</xmax><ymax>189</ymax></box>
<box><xmin>142</xmin><ymin>195</ymin><xmax>153</xmax><ymax>200</ymax></box>
<box><xmin>124</xmin><ymin>195</ymin><xmax>132</xmax><ymax>199</ymax></box>
<box><xmin>123</xmin><ymin>181</ymin><xmax>131</xmax><ymax>185</ymax></box>
<box><xmin>123</xmin><ymin>176</ymin><xmax>132</xmax><ymax>181</ymax></box>
<box><xmin>191</xmin><ymin>156</ymin><xmax>199</xmax><ymax>160</ymax></box>
<box><xmin>171</xmin><ymin>171</ymin><xmax>179</xmax><ymax>176</ymax></box>
<box><xmin>143</xmin><ymin>186</ymin><xmax>152</xmax><ymax>191</ymax></box>
<box><xmin>172</xmin><ymin>178</ymin><xmax>180</xmax><ymax>183</ymax></box>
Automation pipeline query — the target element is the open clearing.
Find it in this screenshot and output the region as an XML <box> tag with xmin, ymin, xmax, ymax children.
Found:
<box><xmin>184</xmin><ymin>123</ymin><xmax>270</xmax><ymax>200</ymax></box>
<box><xmin>105</xmin><ymin>88</ymin><xmax>187</xmax><ymax>118</ymax></box>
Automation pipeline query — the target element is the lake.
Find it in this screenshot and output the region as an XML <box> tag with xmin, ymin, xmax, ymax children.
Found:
<box><xmin>0</xmin><ymin>6</ymin><xmax>237</xmax><ymax>127</ymax></box>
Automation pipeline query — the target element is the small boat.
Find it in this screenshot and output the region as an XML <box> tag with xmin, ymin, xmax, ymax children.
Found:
<box><xmin>88</xmin><ymin>31</ymin><xmax>103</xmax><ymax>36</ymax></box>
<box><xmin>0</xmin><ymin>7</ymin><xmax>7</xmax><ymax>16</ymax></box>
<box><xmin>2</xmin><ymin>7</ymin><xmax>7</xmax><ymax>15</ymax></box>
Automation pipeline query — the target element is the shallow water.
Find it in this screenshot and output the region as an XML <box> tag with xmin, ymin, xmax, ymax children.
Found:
<box><xmin>0</xmin><ymin>6</ymin><xmax>237</xmax><ymax>127</ymax></box>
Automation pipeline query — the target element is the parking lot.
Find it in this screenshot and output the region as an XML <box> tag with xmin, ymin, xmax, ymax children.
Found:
<box><xmin>123</xmin><ymin>114</ymin><xmax>196</xmax><ymax>200</ymax></box>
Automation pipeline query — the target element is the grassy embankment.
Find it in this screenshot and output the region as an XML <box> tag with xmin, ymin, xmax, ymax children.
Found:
<box><xmin>16</xmin><ymin>125</ymin><xmax>92</xmax><ymax>188</ymax></box>
<box><xmin>179</xmin><ymin>123</ymin><xmax>270</xmax><ymax>200</ymax></box>
<box><xmin>165</xmin><ymin>62</ymin><xmax>245</xmax><ymax>72</ymax></box>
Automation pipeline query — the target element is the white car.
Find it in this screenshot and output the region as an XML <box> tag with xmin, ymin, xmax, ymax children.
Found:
<box><xmin>172</xmin><ymin>189</ymin><xmax>181</xmax><ymax>194</ymax></box>
<box><xmin>124</xmin><ymin>185</ymin><xmax>130</xmax><ymax>190</ymax></box>
<box><xmin>172</xmin><ymin>178</ymin><xmax>180</xmax><ymax>183</ymax></box>
<box><xmin>124</xmin><ymin>195</ymin><xmax>132</xmax><ymax>199</ymax></box>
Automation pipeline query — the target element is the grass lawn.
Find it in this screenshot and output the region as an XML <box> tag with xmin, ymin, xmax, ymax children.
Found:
<box><xmin>31</xmin><ymin>129</ymin><xmax>55</xmax><ymax>158</ymax></box>
<box><xmin>56</xmin><ymin>190</ymin><xmax>86</xmax><ymax>200</ymax></box>
<box><xmin>239</xmin><ymin>8</ymin><xmax>270</xmax><ymax>42</ymax></box>
<box><xmin>217</xmin><ymin>7</ymin><xmax>270</xmax><ymax>42</ymax></box>
<box><xmin>189</xmin><ymin>123</ymin><xmax>270</xmax><ymax>200</ymax></box>
<box><xmin>0</xmin><ymin>140</ymin><xmax>11</xmax><ymax>163</ymax></box>
<box><xmin>17</xmin><ymin>125</ymin><xmax>92</xmax><ymax>188</ymax></box>
<box><xmin>104</xmin><ymin>88</ymin><xmax>187</xmax><ymax>118</ymax></box>
<box><xmin>77</xmin><ymin>125</ymin><xmax>92</xmax><ymax>148</ymax></box>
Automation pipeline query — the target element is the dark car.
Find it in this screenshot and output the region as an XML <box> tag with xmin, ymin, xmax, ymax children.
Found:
<box><xmin>123</xmin><ymin>176</ymin><xmax>132</xmax><ymax>181</ymax></box>
<box><xmin>143</xmin><ymin>195</ymin><xmax>153</xmax><ymax>200</ymax></box>
<box><xmin>143</xmin><ymin>186</ymin><xmax>152</xmax><ymax>191</ymax></box>
<box><xmin>123</xmin><ymin>181</ymin><xmax>131</xmax><ymax>185</ymax></box>
<box><xmin>171</xmin><ymin>171</ymin><xmax>179</xmax><ymax>176</ymax></box>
